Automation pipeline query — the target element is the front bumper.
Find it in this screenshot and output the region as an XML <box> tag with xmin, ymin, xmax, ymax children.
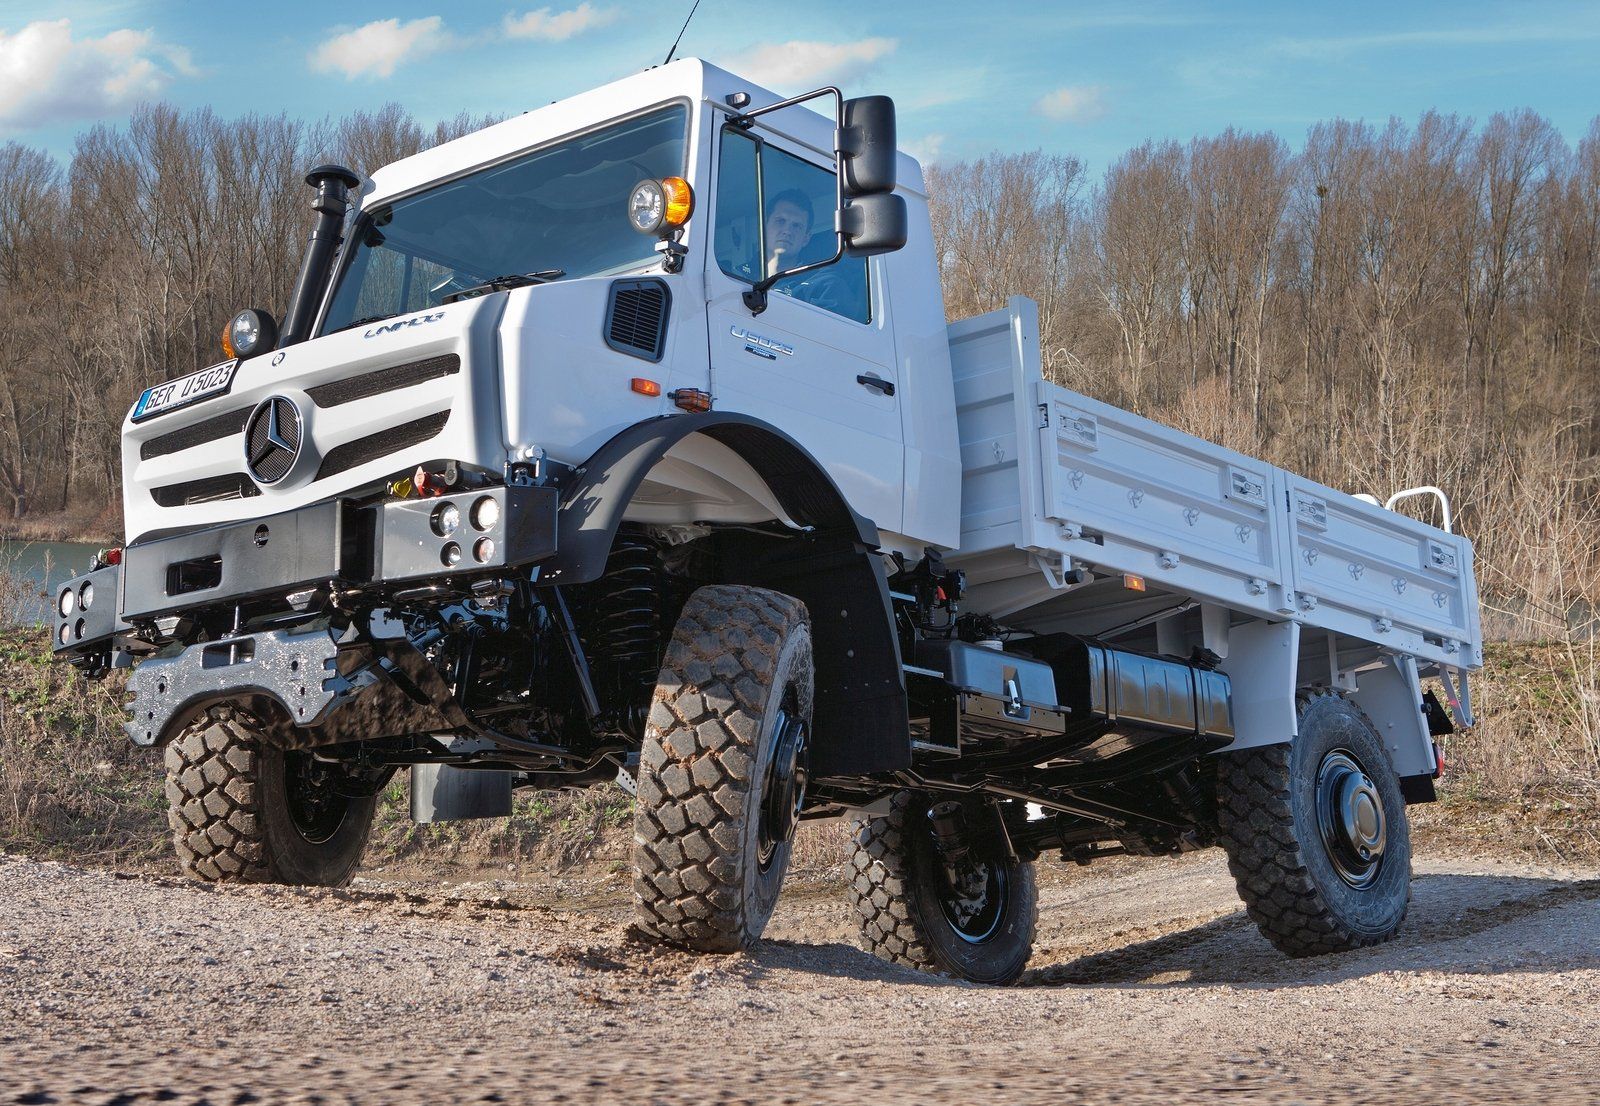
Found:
<box><xmin>123</xmin><ymin>624</ymin><xmax>470</xmax><ymax>748</ymax></box>
<box><xmin>52</xmin><ymin>483</ymin><xmax>557</xmax><ymax>660</ymax></box>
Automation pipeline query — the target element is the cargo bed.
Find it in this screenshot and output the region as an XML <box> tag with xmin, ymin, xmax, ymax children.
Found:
<box><xmin>943</xmin><ymin>297</ymin><xmax>1481</xmax><ymax>759</ymax></box>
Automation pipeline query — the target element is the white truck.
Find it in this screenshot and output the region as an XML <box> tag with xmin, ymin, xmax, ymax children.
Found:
<box><xmin>54</xmin><ymin>60</ymin><xmax>1481</xmax><ymax>985</ymax></box>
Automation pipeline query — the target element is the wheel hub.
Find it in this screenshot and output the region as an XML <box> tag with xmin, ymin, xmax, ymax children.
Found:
<box><xmin>1316</xmin><ymin>750</ymin><xmax>1387</xmax><ymax>888</ymax></box>
<box><xmin>757</xmin><ymin>707</ymin><xmax>808</xmax><ymax>871</ymax></box>
<box><xmin>283</xmin><ymin>751</ymin><xmax>351</xmax><ymax>845</ymax></box>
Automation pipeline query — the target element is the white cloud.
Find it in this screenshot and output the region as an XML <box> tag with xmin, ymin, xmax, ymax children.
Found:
<box><xmin>309</xmin><ymin>17</ymin><xmax>449</xmax><ymax>81</ymax></box>
<box><xmin>902</xmin><ymin>133</ymin><xmax>945</xmax><ymax>166</ymax></box>
<box><xmin>0</xmin><ymin>19</ymin><xmax>189</xmax><ymax>131</ymax></box>
<box><xmin>503</xmin><ymin>3</ymin><xmax>616</xmax><ymax>41</ymax></box>
<box><xmin>742</xmin><ymin>38</ymin><xmax>897</xmax><ymax>90</ymax></box>
<box><xmin>1033</xmin><ymin>84</ymin><xmax>1108</xmax><ymax>123</ymax></box>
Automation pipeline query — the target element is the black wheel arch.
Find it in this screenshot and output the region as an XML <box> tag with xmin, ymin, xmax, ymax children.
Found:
<box><xmin>544</xmin><ymin>413</ymin><xmax>909</xmax><ymax>777</ymax></box>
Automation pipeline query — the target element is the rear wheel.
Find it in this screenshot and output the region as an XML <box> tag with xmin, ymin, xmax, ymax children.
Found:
<box><xmin>632</xmin><ymin>584</ymin><xmax>813</xmax><ymax>952</ymax></box>
<box><xmin>1218</xmin><ymin>690</ymin><xmax>1412</xmax><ymax>956</ymax></box>
<box><xmin>164</xmin><ymin>707</ymin><xmax>378</xmax><ymax>886</ymax></box>
<box><xmin>848</xmin><ymin>791</ymin><xmax>1037</xmax><ymax>985</ymax></box>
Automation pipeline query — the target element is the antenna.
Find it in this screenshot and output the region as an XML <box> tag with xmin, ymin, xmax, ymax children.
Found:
<box><xmin>663</xmin><ymin>0</ymin><xmax>702</xmax><ymax>66</ymax></box>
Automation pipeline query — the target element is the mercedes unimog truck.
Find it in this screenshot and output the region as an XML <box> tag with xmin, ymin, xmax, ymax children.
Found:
<box><xmin>52</xmin><ymin>59</ymin><xmax>1481</xmax><ymax>985</ymax></box>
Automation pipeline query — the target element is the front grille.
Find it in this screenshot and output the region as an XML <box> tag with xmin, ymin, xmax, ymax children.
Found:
<box><xmin>315</xmin><ymin>410</ymin><xmax>451</xmax><ymax>481</ymax></box>
<box><xmin>151</xmin><ymin>474</ymin><xmax>261</xmax><ymax>507</ymax></box>
<box><xmin>140</xmin><ymin>406</ymin><xmax>250</xmax><ymax>460</ymax></box>
<box><xmin>306</xmin><ymin>354</ymin><xmax>461</xmax><ymax>407</ymax></box>
<box><xmin>605</xmin><ymin>279</ymin><xmax>670</xmax><ymax>361</ymax></box>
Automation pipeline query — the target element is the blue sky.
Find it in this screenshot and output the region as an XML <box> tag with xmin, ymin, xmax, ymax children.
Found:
<box><xmin>4</xmin><ymin>1</ymin><xmax>1600</xmax><ymax>172</ymax></box>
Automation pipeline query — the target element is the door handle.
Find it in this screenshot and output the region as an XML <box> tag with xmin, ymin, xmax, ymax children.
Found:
<box><xmin>856</xmin><ymin>374</ymin><xmax>895</xmax><ymax>397</ymax></box>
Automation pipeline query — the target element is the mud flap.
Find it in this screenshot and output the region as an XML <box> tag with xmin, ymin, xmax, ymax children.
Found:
<box><xmin>410</xmin><ymin>764</ymin><xmax>514</xmax><ymax>823</ymax></box>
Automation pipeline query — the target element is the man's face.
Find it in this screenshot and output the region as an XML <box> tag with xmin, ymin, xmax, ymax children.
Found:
<box><xmin>765</xmin><ymin>200</ymin><xmax>811</xmax><ymax>269</ymax></box>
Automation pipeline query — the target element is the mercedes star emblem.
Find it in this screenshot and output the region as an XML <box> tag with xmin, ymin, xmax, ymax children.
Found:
<box><xmin>244</xmin><ymin>396</ymin><xmax>302</xmax><ymax>485</ymax></box>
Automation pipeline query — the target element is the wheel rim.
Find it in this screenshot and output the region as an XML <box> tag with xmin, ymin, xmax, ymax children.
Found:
<box><xmin>283</xmin><ymin>751</ymin><xmax>351</xmax><ymax>845</ymax></box>
<box><xmin>936</xmin><ymin>854</ymin><xmax>1009</xmax><ymax>944</ymax></box>
<box><xmin>756</xmin><ymin>692</ymin><xmax>809</xmax><ymax>873</ymax></box>
<box><xmin>1315</xmin><ymin>748</ymin><xmax>1388</xmax><ymax>889</ymax></box>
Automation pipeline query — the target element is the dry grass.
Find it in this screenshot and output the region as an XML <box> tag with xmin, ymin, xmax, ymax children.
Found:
<box><xmin>1</xmin><ymin>626</ymin><xmax>1595</xmax><ymax>872</ymax></box>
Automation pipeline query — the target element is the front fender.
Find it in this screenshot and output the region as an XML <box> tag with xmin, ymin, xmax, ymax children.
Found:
<box><xmin>544</xmin><ymin>412</ymin><xmax>909</xmax><ymax>778</ymax></box>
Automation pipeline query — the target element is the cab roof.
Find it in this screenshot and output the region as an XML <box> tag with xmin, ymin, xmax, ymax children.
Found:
<box><xmin>360</xmin><ymin>57</ymin><xmax>926</xmax><ymax>208</ymax></box>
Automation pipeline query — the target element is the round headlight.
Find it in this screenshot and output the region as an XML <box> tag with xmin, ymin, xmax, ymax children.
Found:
<box><xmin>431</xmin><ymin>502</ymin><xmax>461</xmax><ymax>537</ymax></box>
<box><xmin>473</xmin><ymin>537</ymin><xmax>496</xmax><ymax>563</ymax></box>
<box><xmin>58</xmin><ymin>588</ymin><xmax>75</xmax><ymax>617</ymax></box>
<box><xmin>58</xmin><ymin>622</ymin><xmax>71</xmax><ymax>645</ymax></box>
<box><xmin>79</xmin><ymin>581</ymin><xmax>94</xmax><ymax>611</ymax></box>
<box><xmin>223</xmin><ymin>308</ymin><xmax>278</xmax><ymax>360</ymax></box>
<box><xmin>471</xmin><ymin>496</ymin><xmax>500</xmax><ymax>531</ymax></box>
<box><xmin>628</xmin><ymin>179</ymin><xmax>667</xmax><ymax>235</ymax></box>
<box><xmin>441</xmin><ymin>542</ymin><xmax>463</xmax><ymax>567</ymax></box>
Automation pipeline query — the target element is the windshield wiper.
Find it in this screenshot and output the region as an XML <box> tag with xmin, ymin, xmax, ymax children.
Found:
<box><xmin>442</xmin><ymin>269</ymin><xmax>566</xmax><ymax>304</ymax></box>
<box><xmin>330</xmin><ymin>313</ymin><xmax>401</xmax><ymax>335</ymax></box>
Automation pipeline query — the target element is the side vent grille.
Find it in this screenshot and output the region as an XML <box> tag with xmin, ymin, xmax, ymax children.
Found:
<box><xmin>315</xmin><ymin>410</ymin><xmax>451</xmax><ymax>481</ymax></box>
<box><xmin>604</xmin><ymin>279</ymin><xmax>670</xmax><ymax>362</ymax></box>
<box><xmin>306</xmin><ymin>354</ymin><xmax>461</xmax><ymax>408</ymax></box>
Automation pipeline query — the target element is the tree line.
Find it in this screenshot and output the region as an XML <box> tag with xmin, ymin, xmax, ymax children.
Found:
<box><xmin>932</xmin><ymin>113</ymin><xmax>1600</xmax><ymax>636</ymax></box>
<box><xmin>0</xmin><ymin>102</ymin><xmax>1594</xmax><ymax>634</ymax></box>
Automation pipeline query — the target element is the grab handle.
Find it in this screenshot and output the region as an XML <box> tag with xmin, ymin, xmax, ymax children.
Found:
<box><xmin>1384</xmin><ymin>486</ymin><xmax>1453</xmax><ymax>533</ymax></box>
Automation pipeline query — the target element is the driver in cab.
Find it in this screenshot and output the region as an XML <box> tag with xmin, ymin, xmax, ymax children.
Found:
<box><xmin>764</xmin><ymin>189</ymin><xmax>813</xmax><ymax>277</ymax></box>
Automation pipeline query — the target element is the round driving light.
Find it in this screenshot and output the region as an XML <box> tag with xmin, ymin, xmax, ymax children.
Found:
<box><xmin>471</xmin><ymin>496</ymin><xmax>500</xmax><ymax>531</ymax></box>
<box><xmin>58</xmin><ymin>622</ymin><xmax>71</xmax><ymax>645</ymax></box>
<box><xmin>58</xmin><ymin>588</ymin><xmax>75</xmax><ymax>617</ymax></box>
<box><xmin>223</xmin><ymin>308</ymin><xmax>278</xmax><ymax>360</ymax></box>
<box><xmin>79</xmin><ymin>581</ymin><xmax>94</xmax><ymax>611</ymax></box>
<box><xmin>74</xmin><ymin>619</ymin><xmax>86</xmax><ymax>641</ymax></box>
<box><xmin>432</xmin><ymin>502</ymin><xmax>461</xmax><ymax>537</ymax></box>
<box><xmin>473</xmin><ymin>537</ymin><xmax>495</xmax><ymax>563</ymax></box>
<box><xmin>441</xmin><ymin>542</ymin><xmax>463</xmax><ymax>567</ymax></box>
<box><xmin>628</xmin><ymin>179</ymin><xmax>667</xmax><ymax>235</ymax></box>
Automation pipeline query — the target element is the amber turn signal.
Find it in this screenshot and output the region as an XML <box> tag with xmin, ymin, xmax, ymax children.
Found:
<box><xmin>631</xmin><ymin>378</ymin><xmax>662</xmax><ymax>397</ymax></box>
<box><xmin>660</xmin><ymin>176</ymin><xmax>694</xmax><ymax>227</ymax></box>
<box><xmin>1122</xmin><ymin>574</ymin><xmax>1146</xmax><ymax>592</ymax></box>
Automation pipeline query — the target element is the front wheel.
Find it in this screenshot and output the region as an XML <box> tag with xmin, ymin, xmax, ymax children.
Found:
<box><xmin>632</xmin><ymin>584</ymin><xmax>814</xmax><ymax>952</ymax></box>
<box><xmin>164</xmin><ymin>707</ymin><xmax>378</xmax><ymax>886</ymax></box>
<box><xmin>848</xmin><ymin>792</ymin><xmax>1037</xmax><ymax>985</ymax></box>
<box><xmin>1218</xmin><ymin>690</ymin><xmax>1413</xmax><ymax>957</ymax></box>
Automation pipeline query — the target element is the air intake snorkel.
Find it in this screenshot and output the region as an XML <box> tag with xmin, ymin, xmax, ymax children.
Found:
<box><xmin>278</xmin><ymin>164</ymin><xmax>361</xmax><ymax>348</ymax></box>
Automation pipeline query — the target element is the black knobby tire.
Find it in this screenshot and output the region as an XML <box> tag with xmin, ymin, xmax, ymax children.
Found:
<box><xmin>1217</xmin><ymin>689</ymin><xmax>1412</xmax><ymax>957</ymax></box>
<box><xmin>632</xmin><ymin>584</ymin><xmax>814</xmax><ymax>952</ymax></box>
<box><xmin>164</xmin><ymin>707</ymin><xmax>377</xmax><ymax>886</ymax></box>
<box><xmin>848</xmin><ymin>791</ymin><xmax>1037</xmax><ymax>985</ymax></box>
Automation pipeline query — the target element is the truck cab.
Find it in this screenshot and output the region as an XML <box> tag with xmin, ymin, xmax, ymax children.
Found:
<box><xmin>120</xmin><ymin>60</ymin><xmax>956</xmax><ymax>560</ymax></box>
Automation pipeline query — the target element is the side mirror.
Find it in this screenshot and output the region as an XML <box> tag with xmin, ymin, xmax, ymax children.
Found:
<box><xmin>839</xmin><ymin>96</ymin><xmax>897</xmax><ymax>197</ymax></box>
<box><xmin>840</xmin><ymin>193</ymin><xmax>907</xmax><ymax>257</ymax></box>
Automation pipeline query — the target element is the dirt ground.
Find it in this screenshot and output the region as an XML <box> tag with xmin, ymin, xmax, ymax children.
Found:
<box><xmin>2</xmin><ymin>847</ymin><xmax>1598</xmax><ymax>1105</ymax></box>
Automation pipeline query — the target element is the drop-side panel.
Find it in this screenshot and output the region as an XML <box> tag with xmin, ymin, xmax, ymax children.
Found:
<box><xmin>1034</xmin><ymin>380</ymin><xmax>1296</xmax><ymax>619</ymax></box>
<box><xmin>1282</xmin><ymin>475</ymin><xmax>1482</xmax><ymax>670</ymax></box>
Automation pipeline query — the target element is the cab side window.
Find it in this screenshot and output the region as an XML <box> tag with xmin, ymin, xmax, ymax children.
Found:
<box><xmin>714</xmin><ymin>127</ymin><xmax>871</xmax><ymax>325</ymax></box>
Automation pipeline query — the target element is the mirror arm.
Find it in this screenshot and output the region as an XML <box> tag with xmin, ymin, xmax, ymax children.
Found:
<box><xmin>726</xmin><ymin>87</ymin><xmax>853</xmax><ymax>316</ymax></box>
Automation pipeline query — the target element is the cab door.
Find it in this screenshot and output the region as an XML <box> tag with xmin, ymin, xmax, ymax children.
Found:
<box><xmin>704</xmin><ymin>124</ymin><xmax>905</xmax><ymax>536</ymax></box>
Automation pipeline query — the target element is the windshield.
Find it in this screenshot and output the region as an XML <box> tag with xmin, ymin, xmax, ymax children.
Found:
<box><xmin>321</xmin><ymin>104</ymin><xmax>688</xmax><ymax>333</ymax></box>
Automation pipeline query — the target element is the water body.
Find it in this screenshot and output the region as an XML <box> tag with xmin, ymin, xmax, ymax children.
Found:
<box><xmin>0</xmin><ymin>540</ymin><xmax>102</xmax><ymax>625</ymax></box>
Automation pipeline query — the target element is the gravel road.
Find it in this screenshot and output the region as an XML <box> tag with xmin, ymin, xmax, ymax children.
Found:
<box><xmin>2</xmin><ymin>848</ymin><xmax>1598</xmax><ymax>1104</ymax></box>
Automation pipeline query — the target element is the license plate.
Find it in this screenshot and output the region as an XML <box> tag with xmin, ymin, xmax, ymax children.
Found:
<box><xmin>131</xmin><ymin>360</ymin><xmax>240</xmax><ymax>423</ymax></box>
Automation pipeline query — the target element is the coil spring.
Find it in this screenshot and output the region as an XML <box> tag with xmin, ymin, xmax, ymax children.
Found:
<box><xmin>588</xmin><ymin>534</ymin><xmax>662</xmax><ymax>703</ymax></box>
